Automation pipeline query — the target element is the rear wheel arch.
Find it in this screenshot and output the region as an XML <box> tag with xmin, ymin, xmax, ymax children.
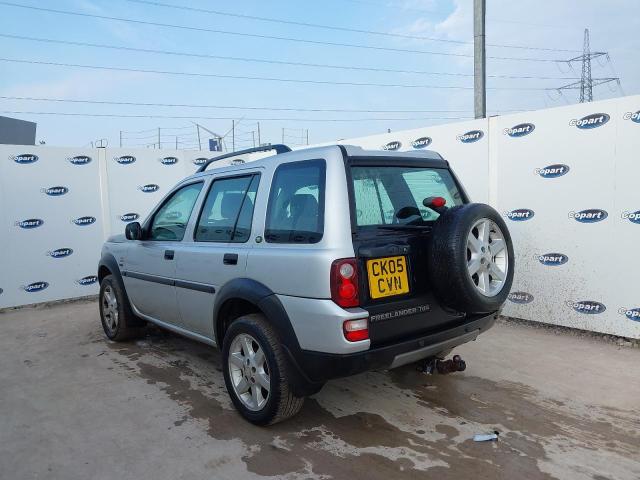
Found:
<box><xmin>213</xmin><ymin>278</ymin><xmax>296</xmax><ymax>347</ymax></box>
<box><xmin>213</xmin><ymin>278</ymin><xmax>319</xmax><ymax>397</ymax></box>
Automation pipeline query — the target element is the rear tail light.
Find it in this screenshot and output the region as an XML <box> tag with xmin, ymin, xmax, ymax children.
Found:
<box><xmin>330</xmin><ymin>258</ymin><xmax>359</xmax><ymax>308</ymax></box>
<box><xmin>343</xmin><ymin>318</ymin><xmax>369</xmax><ymax>342</ymax></box>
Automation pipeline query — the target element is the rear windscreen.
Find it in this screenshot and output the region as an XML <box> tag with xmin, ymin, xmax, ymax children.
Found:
<box><xmin>350</xmin><ymin>166</ymin><xmax>463</xmax><ymax>227</ymax></box>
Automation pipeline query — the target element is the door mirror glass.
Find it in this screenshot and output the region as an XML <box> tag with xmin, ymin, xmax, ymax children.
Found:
<box><xmin>125</xmin><ymin>221</ymin><xmax>143</xmax><ymax>240</ymax></box>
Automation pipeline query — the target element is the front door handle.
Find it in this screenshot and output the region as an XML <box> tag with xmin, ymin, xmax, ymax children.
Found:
<box><xmin>223</xmin><ymin>253</ymin><xmax>238</xmax><ymax>265</ymax></box>
<box><xmin>164</xmin><ymin>250</ymin><xmax>175</xmax><ymax>260</ymax></box>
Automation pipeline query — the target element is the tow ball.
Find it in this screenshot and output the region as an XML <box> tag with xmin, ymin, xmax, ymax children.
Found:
<box><xmin>418</xmin><ymin>355</ymin><xmax>466</xmax><ymax>375</ymax></box>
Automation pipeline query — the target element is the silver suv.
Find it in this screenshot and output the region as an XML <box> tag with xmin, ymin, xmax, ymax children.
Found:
<box><xmin>98</xmin><ymin>144</ymin><xmax>514</xmax><ymax>425</ymax></box>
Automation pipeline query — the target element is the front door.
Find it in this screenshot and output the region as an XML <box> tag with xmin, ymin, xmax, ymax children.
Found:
<box><xmin>175</xmin><ymin>173</ymin><xmax>260</xmax><ymax>339</ymax></box>
<box><xmin>123</xmin><ymin>181</ymin><xmax>204</xmax><ymax>325</ymax></box>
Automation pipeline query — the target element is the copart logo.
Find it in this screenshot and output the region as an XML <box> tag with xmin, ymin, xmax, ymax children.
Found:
<box><xmin>160</xmin><ymin>156</ymin><xmax>178</xmax><ymax>165</ymax></box>
<box><xmin>193</xmin><ymin>157</ymin><xmax>208</xmax><ymax>166</ymax></box>
<box><xmin>48</xmin><ymin>248</ymin><xmax>73</xmax><ymax>259</ymax></box>
<box><xmin>16</xmin><ymin>218</ymin><xmax>44</xmax><ymax>229</ymax></box>
<box><xmin>10</xmin><ymin>153</ymin><xmax>38</xmax><ymax>164</ymax></box>
<box><xmin>115</xmin><ymin>155</ymin><xmax>136</xmax><ymax>165</ymax></box>
<box><xmin>42</xmin><ymin>186</ymin><xmax>69</xmax><ymax>196</ymax></box>
<box><xmin>120</xmin><ymin>213</ymin><xmax>140</xmax><ymax>222</ymax></box>
<box><xmin>566</xmin><ymin>300</ymin><xmax>606</xmax><ymax>314</ymax></box>
<box><xmin>68</xmin><ymin>155</ymin><xmax>92</xmax><ymax>165</ymax></box>
<box><xmin>503</xmin><ymin>123</ymin><xmax>535</xmax><ymax>138</ymax></box>
<box><xmin>412</xmin><ymin>137</ymin><xmax>432</xmax><ymax>149</ymax></box>
<box><xmin>72</xmin><ymin>216</ymin><xmax>96</xmax><ymax>226</ymax></box>
<box><xmin>568</xmin><ymin>209</ymin><xmax>608</xmax><ymax>223</ymax></box>
<box><xmin>618</xmin><ymin>307</ymin><xmax>640</xmax><ymax>322</ymax></box>
<box><xmin>456</xmin><ymin>130</ymin><xmax>483</xmax><ymax>143</ymax></box>
<box><xmin>77</xmin><ymin>275</ymin><xmax>98</xmax><ymax>286</ymax></box>
<box><xmin>23</xmin><ymin>282</ymin><xmax>49</xmax><ymax>293</ymax></box>
<box><xmin>508</xmin><ymin>292</ymin><xmax>534</xmax><ymax>304</ymax></box>
<box><xmin>570</xmin><ymin>113</ymin><xmax>609</xmax><ymax>129</ymax></box>
<box><xmin>623</xmin><ymin>111</ymin><xmax>640</xmax><ymax>123</ymax></box>
<box><xmin>505</xmin><ymin>209</ymin><xmax>534</xmax><ymax>221</ymax></box>
<box><xmin>139</xmin><ymin>184</ymin><xmax>159</xmax><ymax>193</ymax></box>
<box><xmin>535</xmin><ymin>253</ymin><xmax>568</xmax><ymax>266</ymax></box>
<box><xmin>382</xmin><ymin>141</ymin><xmax>401</xmax><ymax>151</ymax></box>
<box><xmin>535</xmin><ymin>164</ymin><xmax>569</xmax><ymax>178</ymax></box>
<box><xmin>621</xmin><ymin>210</ymin><xmax>640</xmax><ymax>224</ymax></box>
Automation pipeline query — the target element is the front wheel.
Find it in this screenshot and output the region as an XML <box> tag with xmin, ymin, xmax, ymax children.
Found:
<box><xmin>222</xmin><ymin>314</ymin><xmax>304</xmax><ymax>425</ymax></box>
<box><xmin>99</xmin><ymin>275</ymin><xmax>145</xmax><ymax>341</ymax></box>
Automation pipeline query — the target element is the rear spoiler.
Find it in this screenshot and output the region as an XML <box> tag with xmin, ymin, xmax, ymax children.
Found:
<box><xmin>196</xmin><ymin>144</ymin><xmax>291</xmax><ymax>173</ymax></box>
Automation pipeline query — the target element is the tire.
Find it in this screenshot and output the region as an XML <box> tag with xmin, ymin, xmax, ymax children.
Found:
<box><xmin>222</xmin><ymin>314</ymin><xmax>304</xmax><ymax>425</ymax></box>
<box><xmin>428</xmin><ymin>203</ymin><xmax>514</xmax><ymax>314</ymax></box>
<box><xmin>99</xmin><ymin>275</ymin><xmax>145</xmax><ymax>341</ymax></box>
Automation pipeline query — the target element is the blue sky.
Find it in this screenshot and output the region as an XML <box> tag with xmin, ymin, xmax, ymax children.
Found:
<box><xmin>0</xmin><ymin>0</ymin><xmax>637</xmax><ymax>149</ymax></box>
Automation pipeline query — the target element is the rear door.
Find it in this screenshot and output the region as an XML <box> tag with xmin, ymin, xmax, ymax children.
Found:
<box><xmin>174</xmin><ymin>172</ymin><xmax>260</xmax><ymax>339</ymax></box>
<box><xmin>348</xmin><ymin>159</ymin><xmax>467</xmax><ymax>346</ymax></box>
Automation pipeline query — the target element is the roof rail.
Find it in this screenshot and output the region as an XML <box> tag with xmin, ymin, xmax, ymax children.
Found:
<box><xmin>196</xmin><ymin>144</ymin><xmax>292</xmax><ymax>173</ymax></box>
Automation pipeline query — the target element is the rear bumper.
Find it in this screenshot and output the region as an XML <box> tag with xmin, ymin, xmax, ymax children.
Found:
<box><xmin>285</xmin><ymin>313</ymin><xmax>497</xmax><ymax>384</ymax></box>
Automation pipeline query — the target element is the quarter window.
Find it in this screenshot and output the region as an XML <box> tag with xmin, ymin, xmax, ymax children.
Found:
<box><xmin>148</xmin><ymin>182</ymin><xmax>203</xmax><ymax>241</ymax></box>
<box><xmin>265</xmin><ymin>160</ymin><xmax>326</xmax><ymax>244</ymax></box>
<box><xmin>195</xmin><ymin>175</ymin><xmax>259</xmax><ymax>243</ymax></box>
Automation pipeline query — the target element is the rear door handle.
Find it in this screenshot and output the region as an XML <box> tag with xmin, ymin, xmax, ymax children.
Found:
<box><xmin>164</xmin><ymin>250</ymin><xmax>175</xmax><ymax>260</ymax></box>
<box><xmin>223</xmin><ymin>253</ymin><xmax>238</xmax><ymax>265</ymax></box>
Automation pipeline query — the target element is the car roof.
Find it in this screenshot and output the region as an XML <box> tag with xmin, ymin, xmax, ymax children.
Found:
<box><xmin>184</xmin><ymin>144</ymin><xmax>447</xmax><ymax>182</ymax></box>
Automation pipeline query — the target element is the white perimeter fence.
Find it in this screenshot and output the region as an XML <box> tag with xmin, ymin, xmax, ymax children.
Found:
<box><xmin>1</xmin><ymin>95</ymin><xmax>639</xmax><ymax>339</ymax></box>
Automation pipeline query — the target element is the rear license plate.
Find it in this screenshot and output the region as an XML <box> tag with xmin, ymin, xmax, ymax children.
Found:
<box><xmin>366</xmin><ymin>256</ymin><xmax>410</xmax><ymax>299</ymax></box>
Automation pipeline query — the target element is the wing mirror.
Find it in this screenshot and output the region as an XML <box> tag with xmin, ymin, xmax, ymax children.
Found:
<box><xmin>125</xmin><ymin>221</ymin><xmax>143</xmax><ymax>240</ymax></box>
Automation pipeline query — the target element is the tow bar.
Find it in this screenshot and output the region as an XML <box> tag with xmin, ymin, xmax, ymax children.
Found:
<box><xmin>418</xmin><ymin>355</ymin><xmax>466</xmax><ymax>375</ymax></box>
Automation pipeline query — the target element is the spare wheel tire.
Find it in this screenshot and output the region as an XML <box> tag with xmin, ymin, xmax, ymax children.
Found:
<box><xmin>427</xmin><ymin>203</ymin><xmax>514</xmax><ymax>314</ymax></box>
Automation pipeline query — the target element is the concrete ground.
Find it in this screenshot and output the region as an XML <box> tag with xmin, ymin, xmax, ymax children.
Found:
<box><xmin>1</xmin><ymin>301</ymin><xmax>638</xmax><ymax>480</ymax></box>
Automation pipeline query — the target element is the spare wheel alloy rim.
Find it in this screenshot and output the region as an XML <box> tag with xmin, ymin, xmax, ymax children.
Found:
<box><xmin>466</xmin><ymin>218</ymin><xmax>508</xmax><ymax>297</ymax></box>
<box><xmin>228</xmin><ymin>333</ymin><xmax>270</xmax><ymax>411</ymax></box>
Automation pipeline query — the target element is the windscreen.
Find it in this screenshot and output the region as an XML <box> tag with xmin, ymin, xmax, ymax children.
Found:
<box><xmin>350</xmin><ymin>166</ymin><xmax>464</xmax><ymax>227</ymax></box>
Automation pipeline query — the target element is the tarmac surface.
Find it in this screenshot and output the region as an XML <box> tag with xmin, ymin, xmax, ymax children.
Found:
<box><xmin>1</xmin><ymin>300</ymin><xmax>638</xmax><ymax>480</ymax></box>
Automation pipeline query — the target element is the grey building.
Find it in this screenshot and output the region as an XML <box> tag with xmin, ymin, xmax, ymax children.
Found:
<box><xmin>0</xmin><ymin>116</ymin><xmax>37</xmax><ymax>145</ymax></box>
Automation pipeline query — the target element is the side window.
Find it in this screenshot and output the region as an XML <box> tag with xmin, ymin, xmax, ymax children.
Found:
<box><xmin>352</xmin><ymin>177</ymin><xmax>394</xmax><ymax>226</ymax></box>
<box><xmin>195</xmin><ymin>174</ymin><xmax>259</xmax><ymax>243</ymax></box>
<box><xmin>265</xmin><ymin>160</ymin><xmax>326</xmax><ymax>244</ymax></box>
<box><xmin>149</xmin><ymin>182</ymin><xmax>203</xmax><ymax>241</ymax></box>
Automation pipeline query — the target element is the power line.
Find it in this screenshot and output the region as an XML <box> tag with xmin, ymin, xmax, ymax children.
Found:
<box><xmin>0</xmin><ymin>58</ymin><xmax>555</xmax><ymax>90</ymax></box>
<box><xmin>0</xmin><ymin>95</ymin><xmax>527</xmax><ymax>115</ymax></box>
<box><xmin>0</xmin><ymin>34</ymin><xmax>582</xmax><ymax>80</ymax></box>
<box><xmin>124</xmin><ymin>0</ymin><xmax>470</xmax><ymax>45</ymax></box>
<box><xmin>122</xmin><ymin>0</ymin><xmax>581</xmax><ymax>53</ymax></box>
<box><xmin>0</xmin><ymin>110</ymin><xmax>474</xmax><ymax>122</ymax></box>
<box><xmin>0</xmin><ymin>2</ymin><xmax>564</xmax><ymax>62</ymax></box>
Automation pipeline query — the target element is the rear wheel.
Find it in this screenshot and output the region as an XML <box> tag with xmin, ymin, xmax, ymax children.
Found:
<box><xmin>222</xmin><ymin>314</ymin><xmax>304</xmax><ymax>425</ymax></box>
<box><xmin>99</xmin><ymin>275</ymin><xmax>145</xmax><ymax>341</ymax></box>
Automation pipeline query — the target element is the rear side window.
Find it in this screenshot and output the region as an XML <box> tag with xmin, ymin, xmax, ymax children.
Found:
<box><xmin>351</xmin><ymin>166</ymin><xmax>463</xmax><ymax>227</ymax></box>
<box><xmin>265</xmin><ymin>160</ymin><xmax>326</xmax><ymax>244</ymax></box>
<box><xmin>195</xmin><ymin>174</ymin><xmax>259</xmax><ymax>242</ymax></box>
